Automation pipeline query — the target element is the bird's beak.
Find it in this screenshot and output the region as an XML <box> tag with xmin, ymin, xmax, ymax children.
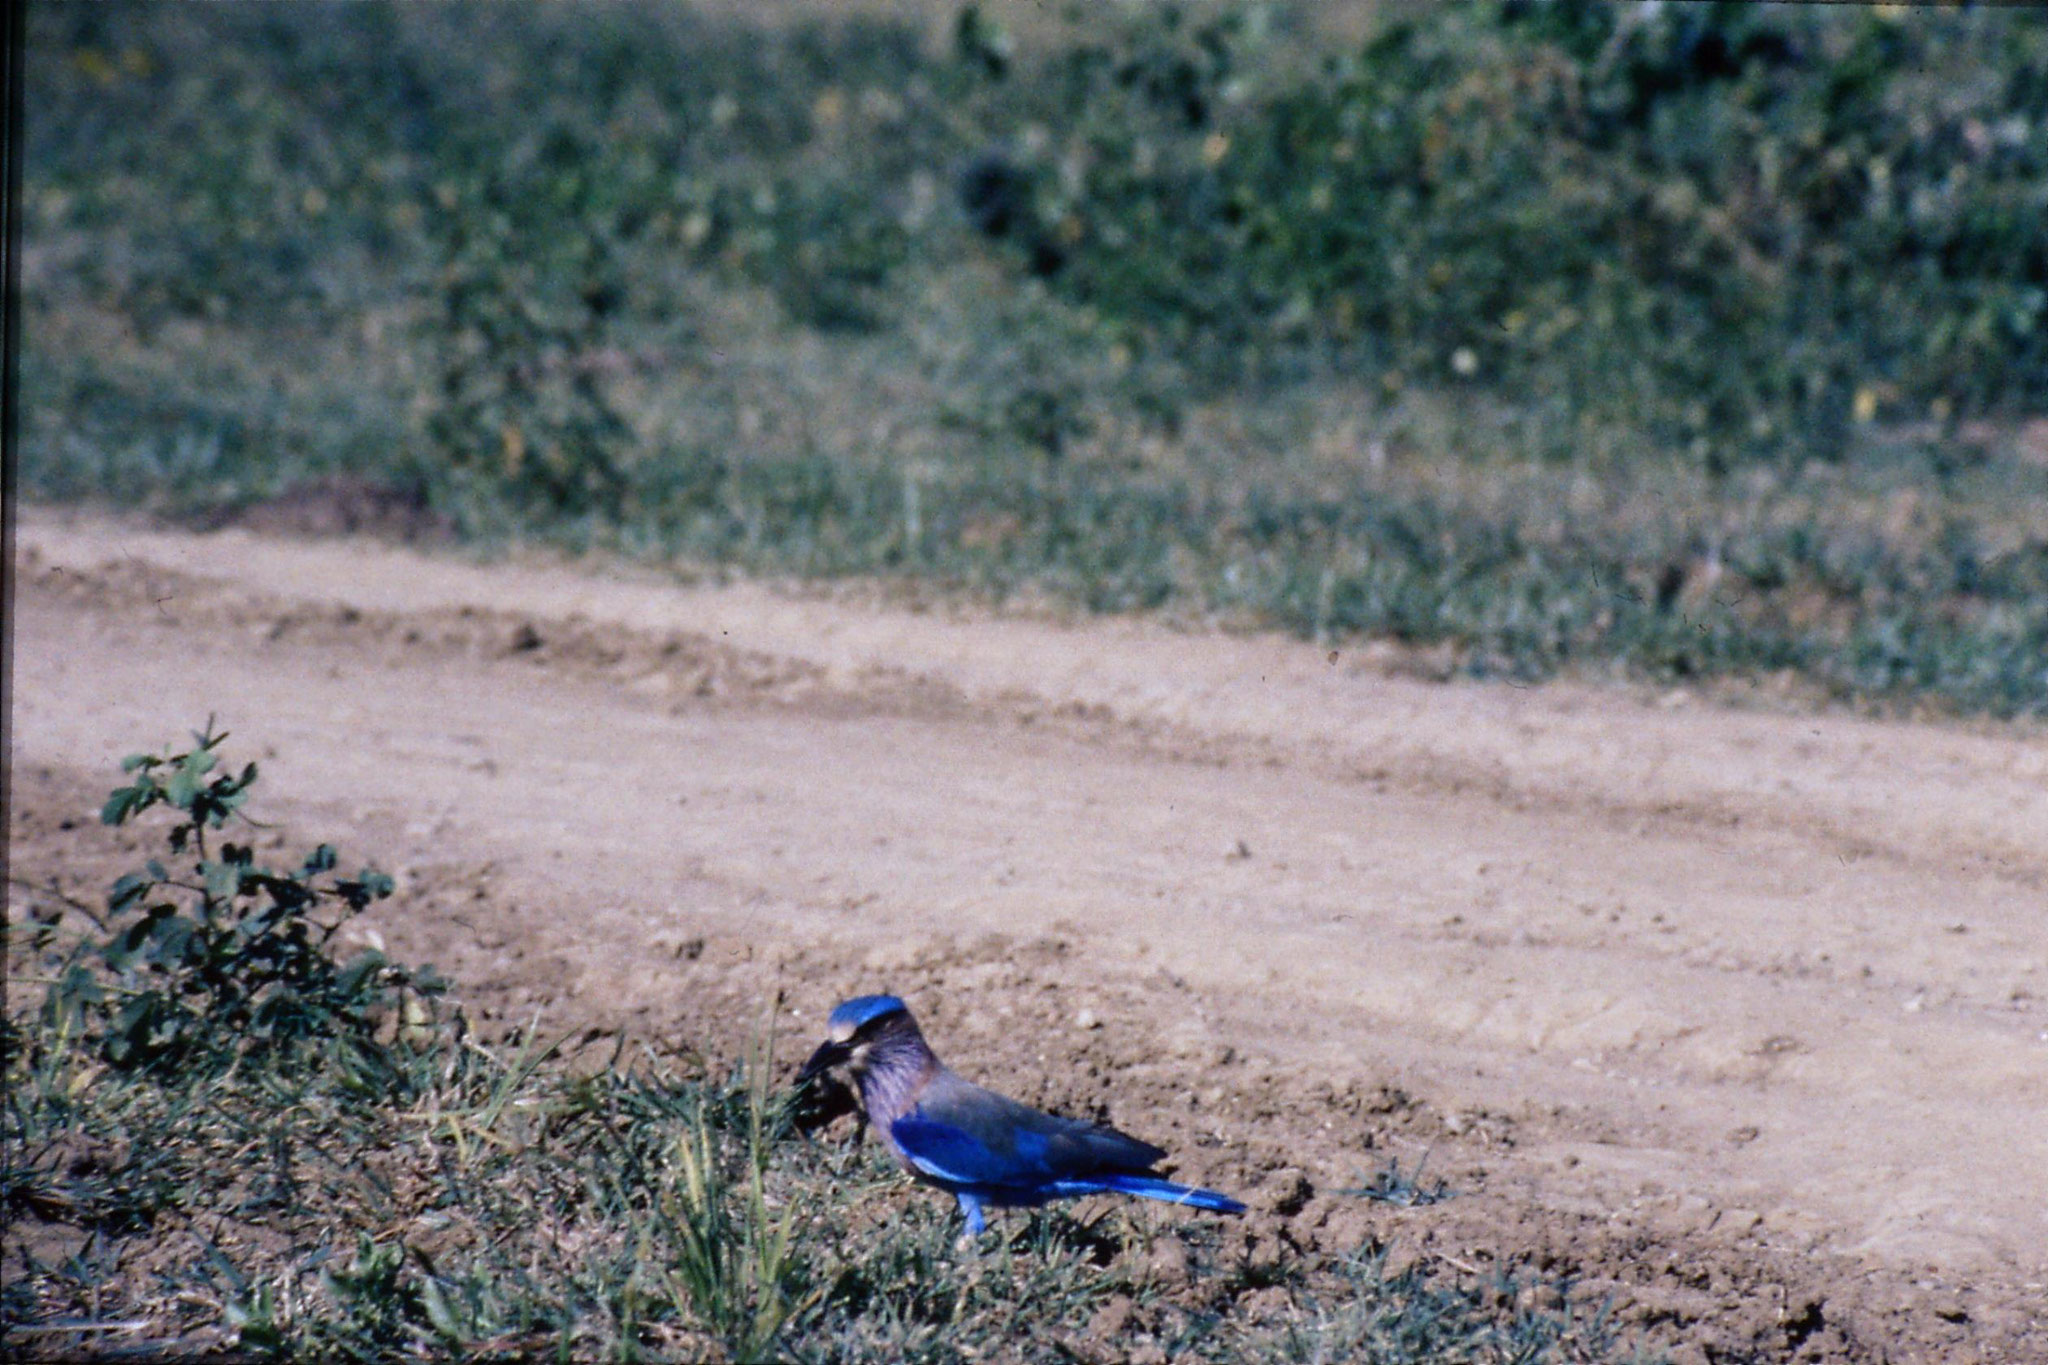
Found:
<box><xmin>796</xmin><ymin>1038</ymin><xmax>849</xmax><ymax>1086</ymax></box>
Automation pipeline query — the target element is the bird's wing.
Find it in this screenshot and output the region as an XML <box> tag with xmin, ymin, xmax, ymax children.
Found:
<box><xmin>888</xmin><ymin>1113</ymin><xmax>1007</xmax><ymax>1186</ymax></box>
<box><xmin>891</xmin><ymin>1072</ymin><xmax>1166</xmax><ymax>1188</ymax></box>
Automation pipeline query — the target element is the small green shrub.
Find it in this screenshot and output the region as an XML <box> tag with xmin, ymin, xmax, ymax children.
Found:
<box><xmin>420</xmin><ymin>159</ymin><xmax>638</xmax><ymax>526</ymax></box>
<box><xmin>28</xmin><ymin>720</ymin><xmax>443</xmax><ymax>1078</ymax></box>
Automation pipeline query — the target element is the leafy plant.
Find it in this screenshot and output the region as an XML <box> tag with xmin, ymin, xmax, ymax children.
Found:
<box><xmin>33</xmin><ymin>720</ymin><xmax>443</xmax><ymax>1076</ymax></box>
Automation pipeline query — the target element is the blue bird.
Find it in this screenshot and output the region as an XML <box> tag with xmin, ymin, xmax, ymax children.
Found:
<box><xmin>796</xmin><ymin>994</ymin><xmax>1246</xmax><ymax>1236</ymax></box>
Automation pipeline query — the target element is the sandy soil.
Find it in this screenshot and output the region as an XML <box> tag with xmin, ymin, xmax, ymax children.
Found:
<box><xmin>9</xmin><ymin>506</ymin><xmax>2047</xmax><ymax>1363</ymax></box>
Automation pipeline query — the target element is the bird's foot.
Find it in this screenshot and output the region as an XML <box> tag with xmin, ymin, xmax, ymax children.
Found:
<box><xmin>955</xmin><ymin>1191</ymin><xmax>989</xmax><ymax>1242</ymax></box>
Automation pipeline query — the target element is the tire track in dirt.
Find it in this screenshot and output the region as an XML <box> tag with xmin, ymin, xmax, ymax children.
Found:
<box><xmin>11</xmin><ymin>508</ymin><xmax>2048</xmax><ymax>1361</ymax></box>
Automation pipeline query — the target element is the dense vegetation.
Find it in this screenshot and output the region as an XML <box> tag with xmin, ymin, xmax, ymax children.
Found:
<box><xmin>20</xmin><ymin>1</ymin><xmax>2048</xmax><ymax>713</ymax></box>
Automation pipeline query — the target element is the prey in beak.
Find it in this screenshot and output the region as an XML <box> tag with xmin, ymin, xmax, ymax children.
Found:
<box><xmin>796</xmin><ymin>1036</ymin><xmax>852</xmax><ymax>1086</ymax></box>
<box><xmin>792</xmin><ymin>1035</ymin><xmax>861</xmax><ymax>1134</ymax></box>
<box><xmin>794</xmin><ymin>993</ymin><xmax>909</xmax><ymax>1087</ymax></box>
<box><xmin>791</xmin><ymin>994</ymin><xmax>914</xmax><ymax>1135</ymax></box>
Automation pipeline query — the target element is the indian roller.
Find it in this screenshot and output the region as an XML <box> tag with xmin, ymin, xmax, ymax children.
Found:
<box><xmin>796</xmin><ymin>994</ymin><xmax>1246</xmax><ymax>1236</ymax></box>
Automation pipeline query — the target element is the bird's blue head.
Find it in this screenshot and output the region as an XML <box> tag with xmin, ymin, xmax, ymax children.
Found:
<box><xmin>797</xmin><ymin>994</ymin><xmax>915</xmax><ymax>1086</ymax></box>
<box><xmin>827</xmin><ymin>994</ymin><xmax>909</xmax><ymax>1040</ymax></box>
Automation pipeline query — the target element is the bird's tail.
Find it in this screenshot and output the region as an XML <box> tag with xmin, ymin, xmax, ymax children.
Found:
<box><xmin>1084</xmin><ymin>1172</ymin><xmax>1246</xmax><ymax>1215</ymax></box>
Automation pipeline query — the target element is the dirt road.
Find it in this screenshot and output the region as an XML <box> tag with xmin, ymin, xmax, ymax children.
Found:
<box><xmin>10</xmin><ymin>507</ymin><xmax>2047</xmax><ymax>1362</ymax></box>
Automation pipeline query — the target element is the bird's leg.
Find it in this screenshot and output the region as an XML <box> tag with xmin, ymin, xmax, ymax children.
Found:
<box><xmin>955</xmin><ymin>1191</ymin><xmax>987</xmax><ymax>1238</ymax></box>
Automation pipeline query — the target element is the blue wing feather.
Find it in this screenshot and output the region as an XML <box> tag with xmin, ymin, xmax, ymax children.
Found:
<box><xmin>890</xmin><ymin>1114</ymin><xmax>1015</xmax><ymax>1186</ymax></box>
<box><xmin>900</xmin><ymin>1074</ymin><xmax>1163</xmax><ymax>1179</ymax></box>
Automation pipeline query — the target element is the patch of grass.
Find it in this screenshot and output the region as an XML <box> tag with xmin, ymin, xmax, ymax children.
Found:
<box><xmin>4</xmin><ymin>730</ymin><xmax>1641</xmax><ymax>1362</ymax></box>
<box><xmin>1340</xmin><ymin>1151</ymin><xmax>1455</xmax><ymax>1208</ymax></box>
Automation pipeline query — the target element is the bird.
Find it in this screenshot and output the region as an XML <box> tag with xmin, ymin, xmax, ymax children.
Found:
<box><xmin>796</xmin><ymin>993</ymin><xmax>1245</xmax><ymax>1237</ymax></box>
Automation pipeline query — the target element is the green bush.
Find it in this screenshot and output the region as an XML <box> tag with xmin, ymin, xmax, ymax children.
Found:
<box><xmin>1028</xmin><ymin>2</ymin><xmax>2048</xmax><ymax>464</ymax></box>
<box><xmin>26</xmin><ymin>721</ymin><xmax>442</xmax><ymax>1077</ymax></box>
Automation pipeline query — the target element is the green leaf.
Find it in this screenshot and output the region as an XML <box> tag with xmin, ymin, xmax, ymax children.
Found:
<box><xmin>113</xmin><ymin>993</ymin><xmax>155</xmax><ymax>1034</ymax></box>
<box><xmin>108</xmin><ymin>873</ymin><xmax>153</xmax><ymax>914</ymax></box>
<box><xmin>101</xmin><ymin>784</ymin><xmax>144</xmax><ymax>826</ymax></box>
<box><xmin>302</xmin><ymin>844</ymin><xmax>338</xmax><ymax>876</ymax></box>
<box><xmin>212</xmin><ymin>778</ymin><xmax>253</xmax><ymax>818</ymax></box>
<box><xmin>165</xmin><ymin>767</ymin><xmax>200</xmax><ymax>810</ymax></box>
<box><xmin>104</xmin><ymin>922</ymin><xmax>146</xmax><ymax>972</ymax></box>
<box><xmin>143</xmin><ymin>914</ymin><xmax>199</xmax><ymax>967</ymax></box>
<box><xmin>43</xmin><ymin>962</ymin><xmax>104</xmax><ymax>1030</ymax></box>
<box><xmin>203</xmin><ymin>860</ymin><xmax>244</xmax><ymax>903</ymax></box>
<box><xmin>334</xmin><ymin>870</ymin><xmax>395</xmax><ymax>911</ymax></box>
<box><xmin>336</xmin><ymin>949</ymin><xmax>388</xmax><ymax>1000</ymax></box>
<box><xmin>165</xmin><ymin>748</ymin><xmax>217</xmax><ymax>809</ymax></box>
<box><xmin>119</xmin><ymin>753</ymin><xmax>153</xmax><ymax>772</ymax></box>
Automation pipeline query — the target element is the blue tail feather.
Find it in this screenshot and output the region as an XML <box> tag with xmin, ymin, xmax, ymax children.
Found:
<box><xmin>1062</xmin><ymin>1172</ymin><xmax>1246</xmax><ymax>1214</ymax></box>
